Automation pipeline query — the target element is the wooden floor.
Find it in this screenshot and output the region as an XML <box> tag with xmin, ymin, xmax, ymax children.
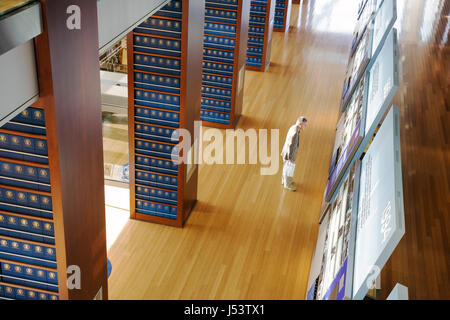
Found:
<box><xmin>0</xmin><ymin>0</ymin><xmax>31</xmax><ymax>15</ymax></box>
<box><xmin>103</xmin><ymin>112</ymin><xmax>129</xmax><ymax>167</ymax></box>
<box><xmin>379</xmin><ymin>0</ymin><xmax>450</xmax><ymax>300</ymax></box>
<box><xmin>102</xmin><ymin>112</ymin><xmax>129</xmax><ymax>181</ymax></box>
<box><xmin>107</xmin><ymin>0</ymin><xmax>450</xmax><ymax>300</ymax></box>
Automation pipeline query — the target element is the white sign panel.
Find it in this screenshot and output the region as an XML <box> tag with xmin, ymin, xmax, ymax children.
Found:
<box><xmin>372</xmin><ymin>0</ymin><xmax>397</xmax><ymax>59</ymax></box>
<box><xmin>353</xmin><ymin>106</ymin><xmax>405</xmax><ymax>300</ymax></box>
<box><xmin>365</xmin><ymin>28</ymin><xmax>399</xmax><ymax>137</ymax></box>
<box><xmin>387</xmin><ymin>283</ymin><xmax>409</xmax><ymax>300</ymax></box>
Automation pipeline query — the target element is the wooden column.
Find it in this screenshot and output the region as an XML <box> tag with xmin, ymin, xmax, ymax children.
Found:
<box><xmin>34</xmin><ymin>0</ymin><xmax>107</xmax><ymax>300</ymax></box>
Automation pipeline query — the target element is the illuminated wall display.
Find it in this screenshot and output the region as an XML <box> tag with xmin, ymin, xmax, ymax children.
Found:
<box><xmin>371</xmin><ymin>0</ymin><xmax>398</xmax><ymax>59</ymax></box>
<box><xmin>352</xmin><ymin>106</ymin><xmax>405</xmax><ymax>300</ymax></box>
<box><xmin>328</xmin><ymin>70</ymin><xmax>367</xmax><ymax>187</ymax></box>
<box><xmin>341</xmin><ymin>28</ymin><xmax>372</xmax><ymax>111</ymax></box>
<box><xmin>308</xmin><ymin>106</ymin><xmax>404</xmax><ymax>300</ymax></box>
<box><xmin>351</xmin><ymin>0</ymin><xmax>377</xmax><ymax>56</ymax></box>
<box><xmin>326</xmin><ymin>26</ymin><xmax>399</xmax><ymax>203</ymax></box>
<box><xmin>364</xmin><ymin>27</ymin><xmax>399</xmax><ymax>138</ymax></box>
<box><xmin>341</xmin><ymin>0</ymin><xmax>397</xmax><ymax>112</ymax></box>
<box><xmin>307</xmin><ymin>1</ymin><xmax>403</xmax><ymax>300</ymax></box>
<box><xmin>306</xmin><ymin>209</ymin><xmax>331</xmax><ymax>300</ymax></box>
<box><xmin>317</xmin><ymin>164</ymin><xmax>361</xmax><ymax>300</ymax></box>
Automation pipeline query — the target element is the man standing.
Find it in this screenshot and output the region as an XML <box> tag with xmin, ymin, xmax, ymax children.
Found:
<box><xmin>281</xmin><ymin>117</ymin><xmax>308</xmax><ymax>191</ymax></box>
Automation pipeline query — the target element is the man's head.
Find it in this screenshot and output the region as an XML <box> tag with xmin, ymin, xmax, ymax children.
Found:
<box><xmin>296</xmin><ymin>116</ymin><xmax>308</xmax><ymax>130</ymax></box>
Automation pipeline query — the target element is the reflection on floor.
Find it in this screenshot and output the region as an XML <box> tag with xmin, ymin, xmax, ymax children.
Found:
<box><xmin>103</xmin><ymin>112</ymin><xmax>129</xmax><ymax>183</ymax></box>
<box><xmin>105</xmin><ymin>185</ymin><xmax>130</xmax><ymax>251</ymax></box>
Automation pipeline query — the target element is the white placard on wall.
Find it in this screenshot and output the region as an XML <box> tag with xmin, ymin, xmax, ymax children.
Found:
<box><xmin>372</xmin><ymin>0</ymin><xmax>397</xmax><ymax>59</ymax></box>
<box><xmin>365</xmin><ymin>28</ymin><xmax>398</xmax><ymax>137</ymax></box>
<box><xmin>353</xmin><ymin>106</ymin><xmax>405</xmax><ymax>300</ymax></box>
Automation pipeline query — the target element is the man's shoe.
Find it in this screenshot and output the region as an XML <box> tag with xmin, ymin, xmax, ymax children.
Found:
<box><xmin>284</xmin><ymin>183</ymin><xmax>296</xmax><ymax>192</ymax></box>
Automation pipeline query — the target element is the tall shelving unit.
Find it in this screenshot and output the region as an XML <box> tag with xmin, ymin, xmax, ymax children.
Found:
<box><xmin>246</xmin><ymin>0</ymin><xmax>276</xmax><ymax>72</ymax></box>
<box><xmin>274</xmin><ymin>0</ymin><xmax>292</xmax><ymax>32</ymax></box>
<box><xmin>200</xmin><ymin>0</ymin><xmax>251</xmax><ymax>129</ymax></box>
<box><xmin>0</xmin><ymin>106</ymin><xmax>59</xmax><ymax>300</ymax></box>
<box><xmin>1</xmin><ymin>0</ymin><xmax>109</xmax><ymax>300</ymax></box>
<box><xmin>127</xmin><ymin>0</ymin><xmax>204</xmax><ymax>228</ymax></box>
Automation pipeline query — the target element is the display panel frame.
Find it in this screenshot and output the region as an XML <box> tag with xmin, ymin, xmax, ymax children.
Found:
<box><xmin>326</xmin><ymin>76</ymin><xmax>369</xmax><ymax>203</ymax></box>
<box><xmin>341</xmin><ymin>28</ymin><xmax>373</xmax><ymax>112</ymax></box>
<box><xmin>317</xmin><ymin>163</ymin><xmax>362</xmax><ymax>300</ymax></box>
<box><xmin>317</xmin><ymin>105</ymin><xmax>404</xmax><ymax>300</ymax></box>
<box><xmin>370</xmin><ymin>0</ymin><xmax>398</xmax><ymax>68</ymax></box>
<box><xmin>352</xmin><ymin>105</ymin><xmax>405</xmax><ymax>300</ymax></box>
<box><xmin>351</xmin><ymin>0</ymin><xmax>377</xmax><ymax>58</ymax></box>
<box><xmin>363</xmin><ymin>27</ymin><xmax>399</xmax><ymax>146</ymax></box>
<box><xmin>306</xmin><ymin>205</ymin><xmax>331</xmax><ymax>300</ymax></box>
<box><xmin>326</xmin><ymin>27</ymin><xmax>399</xmax><ymax>203</ymax></box>
<box><xmin>343</xmin><ymin>0</ymin><xmax>397</xmax><ymax>113</ymax></box>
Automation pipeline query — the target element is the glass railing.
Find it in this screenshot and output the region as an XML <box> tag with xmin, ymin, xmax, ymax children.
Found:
<box><xmin>0</xmin><ymin>0</ymin><xmax>36</xmax><ymax>17</ymax></box>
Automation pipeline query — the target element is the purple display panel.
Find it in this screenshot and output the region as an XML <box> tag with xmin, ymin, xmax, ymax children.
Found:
<box><xmin>326</xmin><ymin>120</ymin><xmax>363</xmax><ymax>201</ymax></box>
<box><xmin>307</xmin><ymin>280</ymin><xmax>317</xmax><ymax>300</ymax></box>
<box><xmin>323</xmin><ymin>258</ymin><xmax>349</xmax><ymax>300</ymax></box>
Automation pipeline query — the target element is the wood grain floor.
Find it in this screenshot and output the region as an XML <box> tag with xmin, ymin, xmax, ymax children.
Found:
<box><xmin>0</xmin><ymin>0</ymin><xmax>31</xmax><ymax>15</ymax></box>
<box><xmin>102</xmin><ymin>112</ymin><xmax>129</xmax><ymax>167</ymax></box>
<box><xmin>379</xmin><ymin>0</ymin><xmax>450</xmax><ymax>300</ymax></box>
<box><xmin>107</xmin><ymin>0</ymin><xmax>450</xmax><ymax>300</ymax></box>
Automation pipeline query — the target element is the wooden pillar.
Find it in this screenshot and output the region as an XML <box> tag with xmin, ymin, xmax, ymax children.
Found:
<box><xmin>34</xmin><ymin>0</ymin><xmax>108</xmax><ymax>300</ymax></box>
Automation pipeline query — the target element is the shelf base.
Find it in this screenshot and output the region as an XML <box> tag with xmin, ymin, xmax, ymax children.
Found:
<box><xmin>201</xmin><ymin>115</ymin><xmax>241</xmax><ymax>130</ymax></box>
<box><xmin>246</xmin><ymin>63</ymin><xmax>270</xmax><ymax>72</ymax></box>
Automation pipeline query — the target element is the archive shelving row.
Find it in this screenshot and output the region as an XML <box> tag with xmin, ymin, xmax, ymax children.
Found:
<box><xmin>274</xmin><ymin>0</ymin><xmax>292</xmax><ymax>32</ymax></box>
<box><xmin>0</xmin><ymin>107</ymin><xmax>59</xmax><ymax>300</ymax></box>
<box><xmin>246</xmin><ymin>0</ymin><xmax>276</xmax><ymax>71</ymax></box>
<box><xmin>127</xmin><ymin>0</ymin><xmax>203</xmax><ymax>228</ymax></box>
<box><xmin>200</xmin><ymin>0</ymin><xmax>251</xmax><ymax>129</ymax></box>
